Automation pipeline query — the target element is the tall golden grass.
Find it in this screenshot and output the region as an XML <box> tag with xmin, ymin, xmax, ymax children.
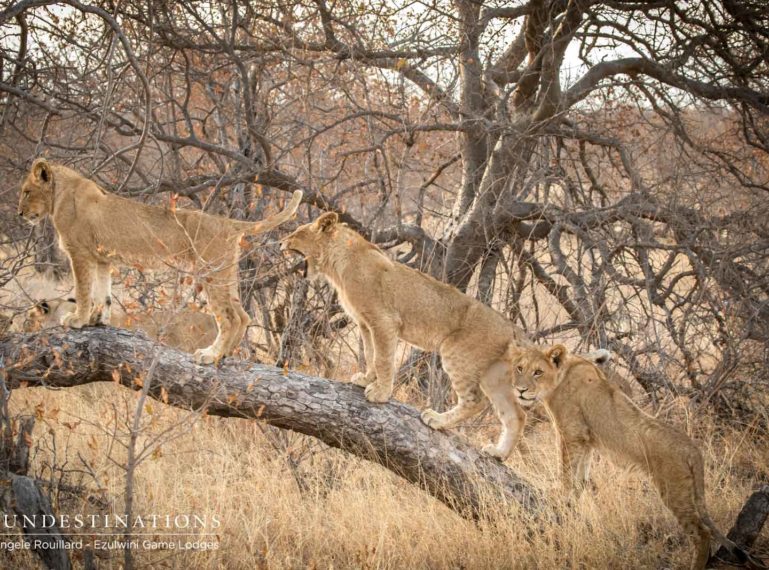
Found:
<box><xmin>4</xmin><ymin>379</ymin><xmax>766</xmax><ymax>569</ymax></box>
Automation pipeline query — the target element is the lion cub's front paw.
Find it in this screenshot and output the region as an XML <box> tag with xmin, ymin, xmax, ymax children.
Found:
<box><xmin>61</xmin><ymin>313</ymin><xmax>87</xmax><ymax>329</ymax></box>
<box><xmin>420</xmin><ymin>408</ymin><xmax>448</xmax><ymax>430</ymax></box>
<box><xmin>364</xmin><ymin>381</ymin><xmax>391</xmax><ymax>403</ymax></box>
<box><xmin>351</xmin><ymin>372</ymin><xmax>374</xmax><ymax>387</ymax></box>
<box><xmin>481</xmin><ymin>443</ymin><xmax>509</xmax><ymax>461</ymax></box>
<box><xmin>193</xmin><ymin>347</ymin><xmax>221</xmax><ymax>365</ymax></box>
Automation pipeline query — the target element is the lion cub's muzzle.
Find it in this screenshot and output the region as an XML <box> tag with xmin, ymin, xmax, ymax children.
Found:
<box><xmin>19</xmin><ymin>211</ymin><xmax>42</xmax><ymax>225</ymax></box>
<box><xmin>279</xmin><ymin>241</ymin><xmax>308</xmax><ymax>278</ymax></box>
<box><xmin>515</xmin><ymin>388</ymin><xmax>537</xmax><ymax>407</ymax></box>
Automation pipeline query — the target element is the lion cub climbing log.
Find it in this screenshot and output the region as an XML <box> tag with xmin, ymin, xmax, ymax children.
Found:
<box><xmin>17</xmin><ymin>158</ymin><xmax>302</xmax><ymax>364</ymax></box>
<box><xmin>280</xmin><ymin>212</ymin><xmax>531</xmax><ymax>460</ymax></box>
<box><xmin>509</xmin><ymin>345</ymin><xmax>758</xmax><ymax>570</ymax></box>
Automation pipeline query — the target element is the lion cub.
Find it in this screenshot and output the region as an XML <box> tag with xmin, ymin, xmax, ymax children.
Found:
<box><xmin>509</xmin><ymin>344</ymin><xmax>755</xmax><ymax>570</ymax></box>
<box><xmin>17</xmin><ymin>158</ymin><xmax>302</xmax><ymax>364</ymax></box>
<box><xmin>280</xmin><ymin>212</ymin><xmax>531</xmax><ymax>460</ymax></box>
<box><xmin>24</xmin><ymin>297</ymin><xmax>217</xmax><ymax>354</ymax></box>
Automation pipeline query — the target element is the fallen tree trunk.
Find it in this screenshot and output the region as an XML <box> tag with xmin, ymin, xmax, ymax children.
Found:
<box><xmin>0</xmin><ymin>327</ymin><xmax>539</xmax><ymax>517</ymax></box>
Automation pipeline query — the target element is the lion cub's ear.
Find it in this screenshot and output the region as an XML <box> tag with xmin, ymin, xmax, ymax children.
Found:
<box><xmin>31</xmin><ymin>158</ymin><xmax>53</xmax><ymax>184</ymax></box>
<box><xmin>546</xmin><ymin>344</ymin><xmax>568</xmax><ymax>368</ymax></box>
<box><xmin>317</xmin><ymin>211</ymin><xmax>339</xmax><ymax>232</ymax></box>
<box><xmin>585</xmin><ymin>349</ymin><xmax>613</xmax><ymax>366</ymax></box>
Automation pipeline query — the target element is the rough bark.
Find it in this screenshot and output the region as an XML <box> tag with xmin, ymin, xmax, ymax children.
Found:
<box><xmin>452</xmin><ymin>0</ymin><xmax>489</xmax><ymax>219</ymax></box>
<box><xmin>0</xmin><ymin>327</ymin><xmax>540</xmax><ymax>517</ymax></box>
<box><xmin>0</xmin><ymin>475</ymin><xmax>73</xmax><ymax>570</ymax></box>
<box><xmin>445</xmin><ymin>134</ymin><xmax>536</xmax><ymax>290</ymax></box>
<box><xmin>0</xmin><ymin>413</ymin><xmax>72</xmax><ymax>570</ymax></box>
<box><xmin>9</xmin><ymin>416</ymin><xmax>34</xmax><ymax>476</ymax></box>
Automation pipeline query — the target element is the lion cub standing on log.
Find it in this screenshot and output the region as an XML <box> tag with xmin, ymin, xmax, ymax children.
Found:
<box><xmin>509</xmin><ymin>344</ymin><xmax>758</xmax><ymax>570</ymax></box>
<box><xmin>280</xmin><ymin>212</ymin><xmax>531</xmax><ymax>460</ymax></box>
<box><xmin>17</xmin><ymin>158</ymin><xmax>302</xmax><ymax>364</ymax></box>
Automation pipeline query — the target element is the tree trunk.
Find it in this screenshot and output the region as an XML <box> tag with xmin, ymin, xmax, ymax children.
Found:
<box><xmin>0</xmin><ymin>327</ymin><xmax>540</xmax><ymax>517</ymax></box>
<box><xmin>452</xmin><ymin>0</ymin><xmax>489</xmax><ymax>220</ymax></box>
<box><xmin>711</xmin><ymin>485</ymin><xmax>769</xmax><ymax>566</ymax></box>
<box><xmin>0</xmin><ymin>408</ymin><xmax>72</xmax><ymax>569</ymax></box>
<box><xmin>0</xmin><ymin>475</ymin><xmax>73</xmax><ymax>570</ymax></box>
<box><xmin>444</xmin><ymin>133</ymin><xmax>536</xmax><ymax>290</ymax></box>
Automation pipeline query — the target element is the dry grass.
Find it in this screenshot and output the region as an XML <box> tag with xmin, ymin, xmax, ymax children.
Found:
<box><xmin>2</xmin><ymin>380</ymin><xmax>766</xmax><ymax>570</ymax></box>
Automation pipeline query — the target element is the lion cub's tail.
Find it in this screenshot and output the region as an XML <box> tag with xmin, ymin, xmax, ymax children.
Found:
<box><xmin>236</xmin><ymin>190</ymin><xmax>303</xmax><ymax>236</ymax></box>
<box><xmin>702</xmin><ymin>513</ymin><xmax>767</xmax><ymax>570</ymax></box>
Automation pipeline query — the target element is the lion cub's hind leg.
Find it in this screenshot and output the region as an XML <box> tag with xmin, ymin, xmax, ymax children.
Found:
<box><xmin>220</xmin><ymin>281</ymin><xmax>250</xmax><ymax>356</ymax></box>
<box><xmin>421</xmin><ymin>351</ymin><xmax>486</xmax><ymax>429</ymax></box>
<box><xmin>61</xmin><ymin>257</ymin><xmax>96</xmax><ymax>329</ymax></box>
<box><xmin>560</xmin><ymin>440</ymin><xmax>594</xmax><ymax>495</ymax></box>
<box><xmin>225</xmin><ymin>303</ymin><xmax>250</xmax><ymax>356</ymax></box>
<box><xmin>652</xmin><ymin>457</ymin><xmax>716</xmax><ymax>570</ymax></box>
<box><xmin>658</xmin><ymin>482</ymin><xmax>711</xmax><ymax>570</ymax></box>
<box><xmin>194</xmin><ymin>277</ymin><xmax>239</xmax><ymax>365</ymax></box>
<box><xmin>88</xmin><ymin>262</ymin><xmax>113</xmax><ymax>325</ymax></box>
<box><xmin>420</xmin><ymin>384</ymin><xmax>485</xmax><ymax>430</ymax></box>
<box><xmin>687</xmin><ymin>520</ymin><xmax>712</xmax><ymax>570</ymax></box>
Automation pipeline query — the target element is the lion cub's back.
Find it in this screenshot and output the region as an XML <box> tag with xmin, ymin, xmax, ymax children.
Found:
<box><xmin>379</xmin><ymin>263</ymin><xmax>473</xmax><ymax>350</ymax></box>
<box><xmin>58</xmin><ymin>181</ymin><xmax>238</xmax><ymax>265</ymax></box>
<box><xmin>584</xmin><ymin>377</ymin><xmax>704</xmax><ymax>479</ymax></box>
<box><xmin>103</xmin><ymin>197</ymin><xmax>230</xmax><ymax>262</ymax></box>
<box><xmin>119</xmin><ymin>310</ymin><xmax>217</xmax><ymax>353</ymax></box>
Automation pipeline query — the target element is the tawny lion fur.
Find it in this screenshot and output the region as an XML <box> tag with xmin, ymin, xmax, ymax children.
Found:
<box><xmin>508</xmin><ymin>344</ymin><xmax>753</xmax><ymax>570</ymax></box>
<box><xmin>24</xmin><ymin>297</ymin><xmax>216</xmax><ymax>354</ymax></box>
<box><xmin>17</xmin><ymin>158</ymin><xmax>302</xmax><ymax>364</ymax></box>
<box><xmin>280</xmin><ymin>212</ymin><xmax>531</xmax><ymax>460</ymax></box>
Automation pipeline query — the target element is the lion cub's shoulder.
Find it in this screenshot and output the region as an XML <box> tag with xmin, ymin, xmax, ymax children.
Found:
<box><xmin>338</xmin><ymin>225</ymin><xmax>393</xmax><ymax>268</ymax></box>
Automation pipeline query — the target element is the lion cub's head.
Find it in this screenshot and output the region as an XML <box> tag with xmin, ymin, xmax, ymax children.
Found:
<box><xmin>508</xmin><ymin>345</ymin><xmax>565</xmax><ymax>407</ymax></box>
<box><xmin>280</xmin><ymin>212</ymin><xmax>339</xmax><ymax>278</ymax></box>
<box><xmin>18</xmin><ymin>159</ymin><xmax>55</xmax><ymax>225</ymax></box>
<box><xmin>507</xmin><ymin>345</ymin><xmax>613</xmax><ymax>407</ymax></box>
<box><xmin>23</xmin><ymin>298</ymin><xmax>77</xmax><ymax>332</ymax></box>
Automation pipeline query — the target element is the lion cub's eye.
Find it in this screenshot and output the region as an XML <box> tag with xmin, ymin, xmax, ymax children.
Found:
<box><xmin>516</xmin><ymin>366</ymin><xmax>523</xmax><ymax>373</ymax></box>
<box><xmin>533</xmin><ymin>369</ymin><xmax>543</xmax><ymax>377</ymax></box>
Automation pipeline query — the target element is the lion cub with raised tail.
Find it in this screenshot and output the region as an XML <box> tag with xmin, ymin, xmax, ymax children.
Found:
<box><xmin>509</xmin><ymin>344</ymin><xmax>758</xmax><ymax>570</ymax></box>
<box><xmin>17</xmin><ymin>158</ymin><xmax>302</xmax><ymax>364</ymax></box>
<box><xmin>280</xmin><ymin>212</ymin><xmax>531</xmax><ymax>460</ymax></box>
